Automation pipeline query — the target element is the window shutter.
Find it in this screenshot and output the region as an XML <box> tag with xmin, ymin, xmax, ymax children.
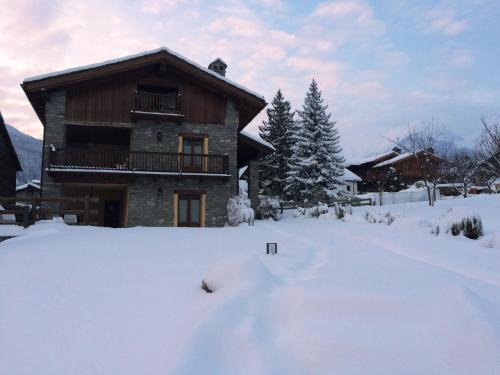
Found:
<box><xmin>177</xmin><ymin>136</ymin><xmax>183</xmax><ymax>171</ymax></box>
<box><xmin>200</xmin><ymin>193</ymin><xmax>206</xmax><ymax>227</ymax></box>
<box><xmin>178</xmin><ymin>136</ymin><xmax>183</xmax><ymax>153</ymax></box>
<box><xmin>203</xmin><ymin>137</ymin><xmax>208</xmax><ymax>172</ymax></box>
<box><xmin>173</xmin><ymin>193</ymin><xmax>179</xmax><ymax>227</ymax></box>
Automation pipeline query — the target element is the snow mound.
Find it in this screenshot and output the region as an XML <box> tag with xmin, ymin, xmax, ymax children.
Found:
<box><xmin>202</xmin><ymin>255</ymin><xmax>275</xmax><ymax>293</ymax></box>
<box><xmin>0</xmin><ymin>204</ymin><xmax>16</xmax><ymax>223</ymax></box>
<box><xmin>431</xmin><ymin>207</ymin><xmax>481</xmax><ymax>237</ymax></box>
<box><xmin>227</xmin><ymin>195</ymin><xmax>254</xmax><ymax>226</ymax></box>
<box><xmin>482</xmin><ymin>233</ymin><xmax>500</xmax><ymax>249</ymax></box>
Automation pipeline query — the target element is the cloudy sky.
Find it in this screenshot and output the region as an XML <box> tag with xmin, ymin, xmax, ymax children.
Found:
<box><xmin>1</xmin><ymin>0</ymin><xmax>499</xmax><ymax>159</ymax></box>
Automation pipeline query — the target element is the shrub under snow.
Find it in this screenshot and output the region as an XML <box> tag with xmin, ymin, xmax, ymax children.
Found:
<box><xmin>227</xmin><ymin>195</ymin><xmax>255</xmax><ymax>226</ymax></box>
<box><xmin>255</xmin><ymin>195</ymin><xmax>281</xmax><ymax>221</ymax></box>
<box><xmin>364</xmin><ymin>210</ymin><xmax>395</xmax><ymax>225</ymax></box>
<box><xmin>431</xmin><ymin>207</ymin><xmax>483</xmax><ymax>239</ymax></box>
<box><xmin>297</xmin><ymin>202</ymin><xmax>329</xmax><ymax>218</ymax></box>
<box><xmin>334</xmin><ymin>203</ymin><xmax>352</xmax><ymax>220</ymax></box>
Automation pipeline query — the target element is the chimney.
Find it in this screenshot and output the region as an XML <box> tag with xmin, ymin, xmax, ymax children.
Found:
<box><xmin>392</xmin><ymin>146</ymin><xmax>402</xmax><ymax>154</ymax></box>
<box><xmin>208</xmin><ymin>58</ymin><xmax>227</xmax><ymax>77</ymax></box>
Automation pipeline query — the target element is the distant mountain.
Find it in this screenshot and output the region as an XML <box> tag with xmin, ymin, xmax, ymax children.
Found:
<box><xmin>6</xmin><ymin>125</ymin><xmax>42</xmax><ymax>185</ymax></box>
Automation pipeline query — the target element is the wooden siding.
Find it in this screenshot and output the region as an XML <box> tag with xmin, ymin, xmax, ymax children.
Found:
<box><xmin>65</xmin><ymin>66</ymin><xmax>227</xmax><ymax>124</ymax></box>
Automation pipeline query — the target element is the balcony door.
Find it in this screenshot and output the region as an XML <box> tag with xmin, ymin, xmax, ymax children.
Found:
<box><xmin>178</xmin><ymin>194</ymin><xmax>201</xmax><ymax>227</ymax></box>
<box><xmin>182</xmin><ymin>138</ymin><xmax>203</xmax><ymax>172</ymax></box>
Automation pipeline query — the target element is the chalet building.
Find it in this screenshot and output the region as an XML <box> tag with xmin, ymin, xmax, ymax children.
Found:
<box><xmin>0</xmin><ymin>112</ymin><xmax>22</xmax><ymax>198</ymax></box>
<box><xmin>340</xmin><ymin>168</ymin><xmax>362</xmax><ymax>195</ymax></box>
<box><xmin>16</xmin><ymin>180</ymin><xmax>41</xmax><ymax>201</ymax></box>
<box><xmin>22</xmin><ymin>48</ymin><xmax>271</xmax><ymax>227</ymax></box>
<box><xmin>348</xmin><ymin>148</ymin><xmax>441</xmax><ymax>192</ymax></box>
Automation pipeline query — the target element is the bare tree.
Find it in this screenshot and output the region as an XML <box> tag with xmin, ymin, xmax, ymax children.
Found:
<box><xmin>445</xmin><ymin>149</ymin><xmax>477</xmax><ymax>198</ymax></box>
<box><xmin>475</xmin><ymin>117</ymin><xmax>500</xmax><ymax>191</ymax></box>
<box><xmin>387</xmin><ymin>121</ymin><xmax>452</xmax><ymax>206</ymax></box>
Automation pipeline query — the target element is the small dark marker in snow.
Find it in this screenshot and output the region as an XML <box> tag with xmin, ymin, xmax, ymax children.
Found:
<box><xmin>266</xmin><ymin>243</ymin><xmax>278</xmax><ymax>255</ymax></box>
<box><xmin>201</xmin><ymin>280</ymin><xmax>213</xmax><ymax>293</ymax></box>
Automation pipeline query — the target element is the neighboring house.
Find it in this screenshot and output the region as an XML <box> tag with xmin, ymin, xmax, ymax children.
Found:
<box><xmin>16</xmin><ymin>179</ymin><xmax>41</xmax><ymax>201</ymax></box>
<box><xmin>340</xmin><ymin>168</ymin><xmax>362</xmax><ymax>195</ymax></box>
<box><xmin>347</xmin><ymin>148</ymin><xmax>441</xmax><ymax>192</ymax></box>
<box><xmin>0</xmin><ymin>112</ymin><xmax>22</xmax><ymax>198</ymax></box>
<box><xmin>347</xmin><ymin>149</ymin><xmax>400</xmax><ymax>192</ymax></box>
<box><xmin>22</xmin><ymin>47</ymin><xmax>271</xmax><ymax>227</ymax></box>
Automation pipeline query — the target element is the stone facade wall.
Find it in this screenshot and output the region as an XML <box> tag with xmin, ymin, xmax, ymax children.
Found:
<box><xmin>41</xmin><ymin>89</ymin><xmax>240</xmax><ymax>227</ymax></box>
<box><xmin>126</xmin><ymin>100</ymin><xmax>239</xmax><ymax>227</ymax></box>
<box><xmin>127</xmin><ymin>176</ymin><xmax>233</xmax><ymax>227</ymax></box>
<box><xmin>41</xmin><ymin>90</ymin><xmax>66</xmax><ymax>213</ymax></box>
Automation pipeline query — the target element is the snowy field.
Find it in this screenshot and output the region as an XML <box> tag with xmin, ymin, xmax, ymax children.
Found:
<box><xmin>1</xmin><ymin>195</ymin><xmax>500</xmax><ymax>374</ymax></box>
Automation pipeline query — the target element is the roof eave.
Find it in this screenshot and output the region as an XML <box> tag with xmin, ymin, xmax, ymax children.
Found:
<box><xmin>22</xmin><ymin>48</ymin><xmax>266</xmax><ymax>128</ymax></box>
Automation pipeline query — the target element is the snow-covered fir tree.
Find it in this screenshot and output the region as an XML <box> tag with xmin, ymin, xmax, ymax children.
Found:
<box><xmin>258</xmin><ymin>90</ymin><xmax>295</xmax><ymax>198</ymax></box>
<box><xmin>285</xmin><ymin>79</ymin><xmax>345</xmax><ymax>204</ymax></box>
<box><xmin>382</xmin><ymin>167</ymin><xmax>407</xmax><ymax>192</ymax></box>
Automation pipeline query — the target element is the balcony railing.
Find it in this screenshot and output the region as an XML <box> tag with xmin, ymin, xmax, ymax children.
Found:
<box><xmin>48</xmin><ymin>148</ymin><xmax>229</xmax><ymax>176</ymax></box>
<box><xmin>132</xmin><ymin>91</ymin><xmax>184</xmax><ymax>121</ymax></box>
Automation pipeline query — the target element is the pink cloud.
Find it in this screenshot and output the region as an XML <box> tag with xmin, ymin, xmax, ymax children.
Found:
<box><xmin>427</xmin><ymin>6</ymin><xmax>467</xmax><ymax>36</ymax></box>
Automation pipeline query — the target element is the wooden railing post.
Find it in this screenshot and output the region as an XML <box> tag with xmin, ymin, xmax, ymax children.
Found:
<box><xmin>22</xmin><ymin>205</ymin><xmax>30</xmax><ymax>228</ymax></box>
<box><xmin>30</xmin><ymin>196</ymin><xmax>38</xmax><ymax>225</ymax></box>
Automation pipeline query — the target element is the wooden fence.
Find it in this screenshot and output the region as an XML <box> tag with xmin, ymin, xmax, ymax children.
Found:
<box><xmin>0</xmin><ymin>196</ymin><xmax>100</xmax><ymax>228</ymax></box>
<box><xmin>280</xmin><ymin>197</ymin><xmax>373</xmax><ymax>213</ymax></box>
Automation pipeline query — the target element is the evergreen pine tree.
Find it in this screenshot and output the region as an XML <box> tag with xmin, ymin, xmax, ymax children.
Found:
<box><xmin>285</xmin><ymin>79</ymin><xmax>345</xmax><ymax>205</ymax></box>
<box><xmin>258</xmin><ymin>90</ymin><xmax>295</xmax><ymax>198</ymax></box>
<box><xmin>383</xmin><ymin>167</ymin><xmax>407</xmax><ymax>192</ymax></box>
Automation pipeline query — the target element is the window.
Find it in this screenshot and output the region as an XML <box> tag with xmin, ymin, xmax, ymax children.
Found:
<box><xmin>183</xmin><ymin>138</ymin><xmax>203</xmax><ymax>155</ymax></box>
<box><xmin>179</xmin><ymin>136</ymin><xmax>207</xmax><ymax>172</ymax></box>
<box><xmin>177</xmin><ymin>194</ymin><xmax>201</xmax><ymax>227</ymax></box>
<box><xmin>346</xmin><ymin>185</ymin><xmax>351</xmax><ymax>192</ymax></box>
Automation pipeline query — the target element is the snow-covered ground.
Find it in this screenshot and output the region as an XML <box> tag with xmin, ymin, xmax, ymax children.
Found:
<box><xmin>1</xmin><ymin>195</ymin><xmax>500</xmax><ymax>374</ymax></box>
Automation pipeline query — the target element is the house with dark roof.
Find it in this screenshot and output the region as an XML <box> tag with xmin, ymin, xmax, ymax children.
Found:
<box><xmin>0</xmin><ymin>112</ymin><xmax>22</xmax><ymax>198</ymax></box>
<box><xmin>347</xmin><ymin>148</ymin><xmax>442</xmax><ymax>192</ymax></box>
<box><xmin>16</xmin><ymin>179</ymin><xmax>41</xmax><ymax>201</ymax></box>
<box><xmin>21</xmin><ymin>48</ymin><xmax>272</xmax><ymax>227</ymax></box>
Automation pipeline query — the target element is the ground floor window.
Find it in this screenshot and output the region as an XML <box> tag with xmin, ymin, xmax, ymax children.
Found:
<box><xmin>174</xmin><ymin>192</ymin><xmax>206</xmax><ymax>227</ymax></box>
<box><xmin>178</xmin><ymin>194</ymin><xmax>200</xmax><ymax>227</ymax></box>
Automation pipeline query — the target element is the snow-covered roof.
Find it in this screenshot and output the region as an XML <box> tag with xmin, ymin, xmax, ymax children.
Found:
<box><xmin>373</xmin><ymin>149</ymin><xmax>441</xmax><ymax>168</ymax></box>
<box><xmin>348</xmin><ymin>150</ymin><xmax>398</xmax><ymax>166</ymax></box>
<box><xmin>16</xmin><ymin>181</ymin><xmax>41</xmax><ymax>191</ymax></box>
<box><xmin>23</xmin><ymin>47</ymin><xmax>265</xmax><ymax>101</ymax></box>
<box><xmin>239</xmin><ymin>130</ymin><xmax>275</xmax><ymax>151</ymax></box>
<box><xmin>210</xmin><ymin>57</ymin><xmax>227</xmax><ymax>66</ymax></box>
<box><xmin>373</xmin><ymin>152</ymin><xmax>413</xmax><ymax>168</ymax></box>
<box><xmin>341</xmin><ymin>168</ymin><xmax>362</xmax><ymax>182</ymax></box>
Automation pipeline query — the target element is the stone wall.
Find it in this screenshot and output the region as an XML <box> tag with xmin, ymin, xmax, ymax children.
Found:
<box><xmin>126</xmin><ymin>100</ymin><xmax>240</xmax><ymax>227</ymax></box>
<box><xmin>127</xmin><ymin>176</ymin><xmax>232</xmax><ymax>227</ymax></box>
<box><xmin>41</xmin><ymin>88</ymin><xmax>240</xmax><ymax>227</ymax></box>
<box><xmin>41</xmin><ymin>90</ymin><xmax>66</xmax><ymax>213</ymax></box>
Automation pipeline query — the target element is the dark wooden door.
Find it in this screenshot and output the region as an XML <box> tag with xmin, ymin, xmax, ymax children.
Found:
<box><xmin>178</xmin><ymin>194</ymin><xmax>201</xmax><ymax>227</ymax></box>
<box><xmin>104</xmin><ymin>200</ymin><xmax>121</xmax><ymax>228</ymax></box>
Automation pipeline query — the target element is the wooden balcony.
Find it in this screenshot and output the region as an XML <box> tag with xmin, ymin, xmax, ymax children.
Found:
<box><xmin>48</xmin><ymin>148</ymin><xmax>230</xmax><ymax>176</ymax></box>
<box><xmin>131</xmin><ymin>90</ymin><xmax>184</xmax><ymax>122</ymax></box>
